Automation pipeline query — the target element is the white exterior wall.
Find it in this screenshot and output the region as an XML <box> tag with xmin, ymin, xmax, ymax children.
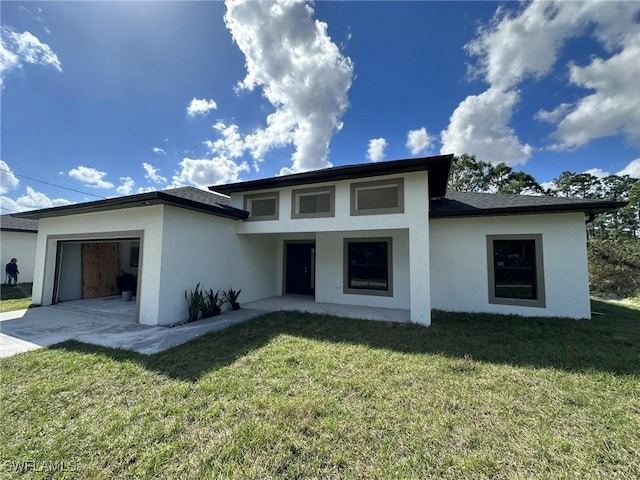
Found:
<box><xmin>1</xmin><ymin>231</ymin><xmax>37</xmax><ymax>283</ymax></box>
<box><xmin>32</xmin><ymin>205</ymin><xmax>278</xmax><ymax>326</ymax></box>
<box><xmin>32</xmin><ymin>205</ymin><xmax>164</xmax><ymax>325</ymax></box>
<box><xmin>429</xmin><ymin>213</ymin><xmax>591</xmax><ymax>319</ymax></box>
<box><xmin>224</xmin><ymin>171</ymin><xmax>432</xmax><ymax>324</ymax></box>
<box><xmin>225</xmin><ymin>172</ymin><xmax>429</xmax><ymax>234</ymax></box>
<box><xmin>157</xmin><ymin>206</ymin><xmax>278</xmax><ymax>326</ymax></box>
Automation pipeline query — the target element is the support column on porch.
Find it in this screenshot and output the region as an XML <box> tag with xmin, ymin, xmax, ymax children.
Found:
<box><xmin>409</xmin><ymin>222</ymin><xmax>431</xmax><ymax>326</ymax></box>
<box><xmin>405</xmin><ymin>171</ymin><xmax>431</xmax><ymax>326</ymax></box>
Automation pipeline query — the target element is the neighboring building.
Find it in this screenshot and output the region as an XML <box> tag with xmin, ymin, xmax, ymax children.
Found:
<box><xmin>1</xmin><ymin>214</ymin><xmax>38</xmax><ymax>284</ymax></box>
<box><xmin>15</xmin><ymin>155</ymin><xmax>625</xmax><ymax>326</ymax></box>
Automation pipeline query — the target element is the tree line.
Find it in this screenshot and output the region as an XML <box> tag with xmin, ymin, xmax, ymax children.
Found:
<box><xmin>449</xmin><ymin>154</ymin><xmax>640</xmax><ymax>297</ymax></box>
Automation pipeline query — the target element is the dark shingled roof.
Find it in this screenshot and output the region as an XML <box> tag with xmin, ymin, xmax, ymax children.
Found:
<box><xmin>14</xmin><ymin>187</ymin><xmax>248</xmax><ymax>220</ymax></box>
<box><xmin>0</xmin><ymin>214</ymin><xmax>38</xmax><ymax>232</ymax></box>
<box><xmin>211</xmin><ymin>154</ymin><xmax>453</xmax><ymax>198</ymax></box>
<box><xmin>430</xmin><ymin>190</ymin><xmax>628</xmax><ymax>218</ymax></box>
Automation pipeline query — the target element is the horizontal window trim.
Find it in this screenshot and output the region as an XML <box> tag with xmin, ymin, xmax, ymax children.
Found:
<box><xmin>343</xmin><ymin>237</ymin><xmax>393</xmax><ymax>297</ymax></box>
<box><xmin>350</xmin><ymin>178</ymin><xmax>405</xmax><ymax>216</ymax></box>
<box><xmin>243</xmin><ymin>192</ymin><xmax>280</xmax><ymax>221</ymax></box>
<box><xmin>291</xmin><ymin>185</ymin><xmax>336</xmax><ymax>219</ymax></box>
<box><xmin>486</xmin><ymin>233</ymin><xmax>546</xmax><ymax>308</ymax></box>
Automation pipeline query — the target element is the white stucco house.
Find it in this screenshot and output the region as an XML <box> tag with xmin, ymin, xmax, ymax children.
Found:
<box><xmin>1</xmin><ymin>215</ymin><xmax>38</xmax><ymax>284</ymax></box>
<box><xmin>15</xmin><ymin>155</ymin><xmax>625</xmax><ymax>326</ymax></box>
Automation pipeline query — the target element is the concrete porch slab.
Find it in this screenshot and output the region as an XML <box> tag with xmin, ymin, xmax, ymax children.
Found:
<box><xmin>244</xmin><ymin>296</ymin><xmax>411</xmax><ymax>323</ymax></box>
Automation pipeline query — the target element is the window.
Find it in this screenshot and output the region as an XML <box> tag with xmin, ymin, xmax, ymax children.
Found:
<box><xmin>343</xmin><ymin>238</ymin><xmax>393</xmax><ymax>297</ymax></box>
<box><xmin>243</xmin><ymin>192</ymin><xmax>279</xmax><ymax>221</ymax></box>
<box><xmin>350</xmin><ymin>178</ymin><xmax>404</xmax><ymax>215</ymax></box>
<box><xmin>487</xmin><ymin>234</ymin><xmax>545</xmax><ymax>307</ymax></box>
<box><xmin>291</xmin><ymin>186</ymin><xmax>335</xmax><ymax>219</ymax></box>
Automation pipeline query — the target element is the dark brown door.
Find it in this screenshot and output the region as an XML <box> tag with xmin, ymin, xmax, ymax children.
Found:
<box><xmin>285</xmin><ymin>243</ymin><xmax>315</xmax><ymax>296</ymax></box>
<box><xmin>82</xmin><ymin>243</ymin><xmax>120</xmax><ymax>299</ymax></box>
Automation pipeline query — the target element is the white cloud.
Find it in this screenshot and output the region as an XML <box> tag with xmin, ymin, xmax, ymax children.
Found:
<box><xmin>224</xmin><ymin>0</ymin><xmax>353</xmax><ymax>174</ymax></box>
<box><xmin>171</xmin><ymin>157</ymin><xmax>250</xmax><ymax>188</ymax></box>
<box><xmin>549</xmin><ymin>36</ymin><xmax>640</xmax><ymax>150</ymax></box>
<box><xmin>366</xmin><ymin>138</ymin><xmax>387</xmax><ymax>163</ymax></box>
<box><xmin>0</xmin><ymin>186</ymin><xmax>71</xmax><ymax>214</ymax></box>
<box><xmin>584</xmin><ymin>168</ymin><xmax>609</xmax><ymax>179</ymax></box>
<box><xmin>142</xmin><ymin>163</ymin><xmax>167</xmax><ymax>185</ymax></box>
<box><xmin>68</xmin><ymin>166</ymin><xmax>114</xmax><ymax>189</ymax></box>
<box><xmin>116</xmin><ymin>177</ymin><xmax>136</xmax><ymax>195</ymax></box>
<box><xmin>617</xmin><ymin>158</ymin><xmax>640</xmax><ymax>179</ymax></box>
<box><xmin>535</xmin><ymin>103</ymin><xmax>573</xmax><ymax>124</ymax></box>
<box><xmin>186</xmin><ymin>98</ymin><xmax>218</xmax><ymax>117</ymax></box>
<box><xmin>443</xmin><ymin>0</ymin><xmax>640</xmax><ymax>164</ymax></box>
<box><xmin>204</xmin><ymin>122</ymin><xmax>246</xmax><ymax>159</ymax></box>
<box><xmin>406</xmin><ymin>127</ymin><xmax>433</xmax><ymax>155</ymax></box>
<box><xmin>0</xmin><ymin>160</ymin><xmax>20</xmax><ymax>194</ymax></box>
<box><xmin>440</xmin><ymin>87</ymin><xmax>533</xmax><ymax>165</ymax></box>
<box><xmin>152</xmin><ymin>147</ymin><xmax>166</xmax><ymax>154</ymax></box>
<box><xmin>0</xmin><ymin>27</ymin><xmax>61</xmax><ymax>87</ymax></box>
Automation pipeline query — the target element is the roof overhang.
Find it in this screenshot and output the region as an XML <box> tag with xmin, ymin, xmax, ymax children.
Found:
<box><xmin>430</xmin><ymin>199</ymin><xmax>629</xmax><ymax>219</ymax></box>
<box><xmin>14</xmin><ymin>191</ymin><xmax>249</xmax><ymax>220</ymax></box>
<box><xmin>211</xmin><ymin>154</ymin><xmax>454</xmax><ymax>198</ymax></box>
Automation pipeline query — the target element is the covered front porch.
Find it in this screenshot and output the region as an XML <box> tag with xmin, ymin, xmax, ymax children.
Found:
<box><xmin>255</xmin><ymin>227</ymin><xmax>431</xmax><ymax>325</ymax></box>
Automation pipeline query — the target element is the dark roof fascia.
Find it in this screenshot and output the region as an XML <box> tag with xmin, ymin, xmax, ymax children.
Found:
<box><xmin>14</xmin><ymin>191</ymin><xmax>249</xmax><ymax>220</ymax></box>
<box><xmin>1</xmin><ymin>227</ymin><xmax>38</xmax><ymax>233</ymax></box>
<box><xmin>211</xmin><ymin>154</ymin><xmax>453</xmax><ymax>198</ymax></box>
<box><xmin>430</xmin><ymin>200</ymin><xmax>629</xmax><ymax>219</ymax></box>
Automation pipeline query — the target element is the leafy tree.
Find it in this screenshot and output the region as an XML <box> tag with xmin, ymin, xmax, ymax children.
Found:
<box><xmin>448</xmin><ymin>154</ymin><xmax>544</xmax><ymax>194</ymax></box>
<box><xmin>448</xmin><ymin>154</ymin><xmax>495</xmax><ymax>192</ymax></box>
<box><xmin>551</xmin><ymin>171</ymin><xmax>602</xmax><ymax>198</ymax></box>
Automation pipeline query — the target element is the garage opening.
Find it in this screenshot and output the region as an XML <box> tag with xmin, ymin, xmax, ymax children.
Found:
<box><xmin>52</xmin><ymin>237</ymin><xmax>141</xmax><ymax>321</ymax></box>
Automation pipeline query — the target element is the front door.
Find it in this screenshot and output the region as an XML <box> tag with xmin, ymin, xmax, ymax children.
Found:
<box><xmin>285</xmin><ymin>242</ymin><xmax>315</xmax><ymax>296</ymax></box>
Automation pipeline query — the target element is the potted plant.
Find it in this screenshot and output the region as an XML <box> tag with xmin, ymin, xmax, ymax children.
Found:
<box><xmin>202</xmin><ymin>288</ymin><xmax>224</xmax><ymax>318</ymax></box>
<box><xmin>223</xmin><ymin>287</ymin><xmax>242</xmax><ymax>310</ymax></box>
<box><xmin>184</xmin><ymin>283</ymin><xmax>203</xmax><ymax>323</ymax></box>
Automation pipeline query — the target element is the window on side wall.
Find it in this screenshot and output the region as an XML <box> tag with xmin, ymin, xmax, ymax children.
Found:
<box><xmin>343</xmin><ymin>238</ymin><xmax>393</xmax><ymax>297</ymax></box>
<box><xmin>291</xmin><ymin>186</ymin><xmax>335</xmax><ymax>219</ymax></box>
<box><xmin>487</xmin><ymin>234</ymin><xmax>545</xmax><ymax>308</ymax></box>
<box><xmin>350</xmin><ymin>178</ymin><xmax>404</xmax><ymax>216</ymax></box>
<box><xmin>243</xmin><ymin>192</ymin><xmax>279</xmax><ymax>221</ymax></box>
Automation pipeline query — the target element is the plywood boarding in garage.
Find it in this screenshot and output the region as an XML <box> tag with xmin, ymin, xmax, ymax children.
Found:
<box><xmin>82</xmin><ymin>243</ymin><xmax>120</xmax><ymax>299</ymax></box>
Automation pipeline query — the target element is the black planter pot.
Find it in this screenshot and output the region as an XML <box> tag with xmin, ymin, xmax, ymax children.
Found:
<box><xmin>231</xmin><ymin>302</ymin><xmax>240</xmax><ymax>310</ymax></box>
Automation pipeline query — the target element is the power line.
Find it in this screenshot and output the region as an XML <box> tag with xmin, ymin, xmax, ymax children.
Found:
<box><xmin>0</xmin><ymin>167</ymin><xmax>106</xmax><ymax>199</ymax></box>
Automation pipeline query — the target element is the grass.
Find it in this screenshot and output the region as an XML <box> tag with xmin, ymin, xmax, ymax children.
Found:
<box><xmin>0</xmin><ymin>283</ymin><xmax>32</xmax><ymax>312</ymax></box>
<box><xmin>1</xmin><ymin>300</ymin><xmax>639</xmax><ymax>479</ymax></box>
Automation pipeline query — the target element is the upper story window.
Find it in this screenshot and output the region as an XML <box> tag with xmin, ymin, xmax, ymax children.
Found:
<box><xmin>350</xmin><ymin>178</ymin><xmax>404</xmax><ymax>216</ymax></box>
<box><xmin>243</xmin><ymin>192</ymin><xmax>279</xmax><ymax>221</ymax></box>
<box><xmin>291</xmin><ymin>186</ymin><xmax>335</xmax><ymax>219</ymax></box>
<box><xmin>486</xmin><ymin>234</ymin><xmax>546</xmax><ymax>308</ymax></box>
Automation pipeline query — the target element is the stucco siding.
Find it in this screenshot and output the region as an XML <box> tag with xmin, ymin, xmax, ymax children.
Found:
<box><xmin>314</xmin><ymin>229</ymin><xmax>411</xmax><ymax>309</ymax></box>
<box><xmin>31</xmin><ymin>205</ymin><xmax>164</xmax><ymax>325</ymax></box>
<box><xmin>227</xmin><ymin>172</ymin><xmax>430</xmax><ymax>234</ymax></box>
<box><xmin>158</xmin><ymin>206</ymin><xmax>278</xmax><ymax>326</ymax></box>
<box><xmin>429</xmin><ymin>213</ymin><xmax>590</xmax><ymax>319</ymax></box>
<box><xmin>1</xmin><ymin>231</ymin><xmax>37</xmax><ymax>283</ymax></box>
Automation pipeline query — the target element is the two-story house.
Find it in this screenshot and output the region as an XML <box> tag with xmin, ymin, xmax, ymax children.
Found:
<box><xmin>17</xmin><ymin>155</ymin><xmax>625</xmax><ymax>326</ymax></box>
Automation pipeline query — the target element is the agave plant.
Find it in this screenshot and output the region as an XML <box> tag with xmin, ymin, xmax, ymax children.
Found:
<box><xmin>184</xmin><ymin>282</ymin><xmax>203</xmax><ymax>322</ymax></box>
<box><xmin>202</xmin><ymin>288</ymin><xmax>224</xmax><ymax>318</ymax></box>
<box><xmin>223</xmin><ymin>287</ymin><xmax>242</xmax><ymax>310</ymax></box>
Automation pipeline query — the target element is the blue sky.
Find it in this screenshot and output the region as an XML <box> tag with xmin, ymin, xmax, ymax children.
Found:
<box><xmin>1</xmin><ymin>0</ymin><xmax>639</xmax><ymax>213</ymax></box>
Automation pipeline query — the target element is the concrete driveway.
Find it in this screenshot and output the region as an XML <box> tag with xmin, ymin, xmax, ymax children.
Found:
<box><xmin>0</xmin><ymin>304</ymin><xmax>266</xmax><ymax>358</ymax></box>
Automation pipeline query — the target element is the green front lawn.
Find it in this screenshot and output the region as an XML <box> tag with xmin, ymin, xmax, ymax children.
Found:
<box><xmin>1</xmin><ymin>300</ymin><xmax>639</xmax><ymax>479</ymax></box>
<box><xmin>0</xmin><ymin>283</ymin><xmax>32</xmax><ymax>312</ymax></box>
